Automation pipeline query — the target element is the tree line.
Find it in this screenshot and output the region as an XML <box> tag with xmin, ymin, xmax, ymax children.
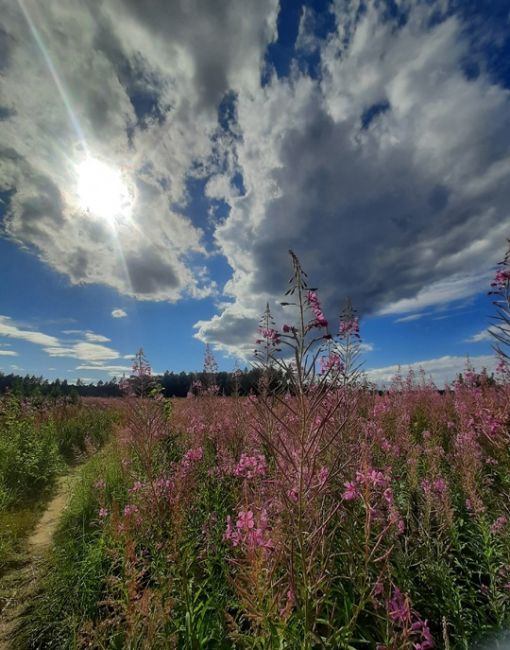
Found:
<box><xmin>0</xmin><ymin>368</ymin><xmax>268</xmax><ymax>399</ymax></box>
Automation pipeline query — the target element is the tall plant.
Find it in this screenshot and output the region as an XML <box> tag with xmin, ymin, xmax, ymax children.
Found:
<box><xmin>248</xmin><ymin>250</ymin><xmax>363</xmax><ymax>644</ymax></box>
<box><xmin>489</xmin><ymin>240</ymin><xmax>510</xmax><ymax>377</ymax></box>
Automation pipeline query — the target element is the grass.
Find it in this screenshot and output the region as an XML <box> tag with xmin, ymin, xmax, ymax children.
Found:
<box><xmin>0</xmin><ymin>396</ymin><xmax>118</xmax><ymax>575</ymax></box>
<box><xmin>15</xmin><ymin>441</ymin><xmax>128</xmax><ymax>649</ymax></box>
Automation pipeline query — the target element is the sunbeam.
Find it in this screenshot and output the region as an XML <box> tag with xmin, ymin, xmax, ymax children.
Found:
<box><xmin>16</xmin><ymin>0</ymin><xmax>88</xmax><ymax>154</ymax></box>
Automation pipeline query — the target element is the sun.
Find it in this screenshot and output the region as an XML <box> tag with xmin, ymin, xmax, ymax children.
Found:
<box><xmin>77</xmin><ymin>157</ymin><xmax>133</xmax><ymax>222</ymax></box>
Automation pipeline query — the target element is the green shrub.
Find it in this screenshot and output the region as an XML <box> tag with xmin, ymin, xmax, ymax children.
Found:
<box><xmin>0</xmin><ymin>399</ymin><xmax>60</xmax><ymax>508</ymax></box>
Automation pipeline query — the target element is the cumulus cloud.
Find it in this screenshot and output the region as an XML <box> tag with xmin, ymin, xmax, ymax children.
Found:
<box><xmin>0</xmin><ymin>350</ymin><xmax>18</xmax><ymax>357</ymax></box>
<box><xmin>197</xmin><ymin>1</ymin><xmax>510</xmax><ymax>355</ymax></box>
<box><xmin>2</xmin><ymin>0</ymin><xmax>509</xmax><ymax>360</ymax></box>
<box><xmin>365</xmin><ymin>354</ymin><xmax>498</xmax><ymax>387</ymax></box>
<box><xmin>111</xmin><ymin>308</ymin><xmax>127</xmax><ymax>318</ymax></box>
<box><xmin>0</xmin><ymin>0</ymin><xmax>278</xmax><ymax>302</ymax></box>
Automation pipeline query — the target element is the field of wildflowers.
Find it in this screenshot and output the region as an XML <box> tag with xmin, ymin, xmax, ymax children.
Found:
<box><xmin>12</xmin><ymin>250</ymin><xmax>510</xmax><ymax>649</ymax></box>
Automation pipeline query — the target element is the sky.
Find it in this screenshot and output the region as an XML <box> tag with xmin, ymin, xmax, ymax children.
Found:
<box><xmin>0</xmin><ymin>0</ymin><xmax>509</xmax><ymax>386</ymax></box>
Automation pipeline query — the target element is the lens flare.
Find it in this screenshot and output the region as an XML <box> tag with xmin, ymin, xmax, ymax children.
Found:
<box><xmin>77</xmin><ymin>158</ymin><xmax>133</xmax><ymax>222</ymax></box>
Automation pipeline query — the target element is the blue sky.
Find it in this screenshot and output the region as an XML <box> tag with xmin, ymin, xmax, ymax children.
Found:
<box><xmin>0</xmin><ymin>0</ymin><xmax>509</xmax><ymax>384</ymax></box>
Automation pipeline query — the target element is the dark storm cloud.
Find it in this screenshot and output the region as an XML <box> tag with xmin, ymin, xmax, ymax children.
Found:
<box><xmin>245</xmin><ymin>92</ymin><xmax>510</xmax><ymax>316</ymax></box>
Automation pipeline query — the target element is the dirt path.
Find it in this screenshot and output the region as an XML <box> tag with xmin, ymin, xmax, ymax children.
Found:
<box><xmin>0</xmin><ymin>470</ymin><xmax>79</xmax><ymax>649</ymax></box>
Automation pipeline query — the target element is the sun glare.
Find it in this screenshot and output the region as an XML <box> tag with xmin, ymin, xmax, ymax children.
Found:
<box><xmin>77</xmin><ymin>157</ymin><xmax>133</xmax><ymax>222</ymax></box>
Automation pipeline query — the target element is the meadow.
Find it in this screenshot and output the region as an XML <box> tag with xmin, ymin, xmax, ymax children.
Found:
<box><xmin>0</xmin><ymin>397</ymin><xmax>117</xmax><ymax>574</ymax></box>
<box><xmin>2</xmin><ymin>252</ymin><xmax>510</xmax><ymax>649</ymax></box>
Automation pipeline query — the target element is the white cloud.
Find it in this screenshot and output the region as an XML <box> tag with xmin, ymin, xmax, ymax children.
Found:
<box><xmin>365</xmin><ymin>354</ymin><xmax>498</xmax><ymax>387</ymax></box>
<box><xmin>111</xmin><ymin>309</ymin><xmax>127</xmax><ymax>318</ymax></box>
<box><xmin>196</xmin><ymin>2</ymin><xmax>510</xmax><ymax>356</ymax></box>
<box><xmin>0</xmin><ymin>314</ymin><xmax>122</xmax><ymax>362</ymax></box>
<box><xmin>44</xmin><ymin>342</ymin><xmax>120</xmax><ymax>361</ymax></box>
<box><xmin>0</xmin><ymin>0</ymin><xmax>278</xmax><ymax>302</ymax></box>
<box><xmin>62</xmin><ymin>329</ymin><xmax>111</xmax><ymax>342</ymax></box>
<box><xmin>465</xmin><ymin>328</ymin><xmax>496</xmax><ymax>343</ymax></box>
<box><xmin>84</xmin><ymin>331</ymin><xmax>111</xmax><ymax>343</ymax></box>
<box><xmin>2</xmin><ymin>0</ymin><xmax>509</xmax><ymax>361</ymax></box>
<box><xmin>379</xmin><ymin>272</ymin><xmax>492</xmax><ymax>316</ymax></box>
<box><xmin>76</xmin><ymin>363</ymin><xmax>131</xmax><ymax>373</ymax></box>
<box><xmin>395</xmin><ymin>313</ymin><xmax>426</xmax><ymax>323</ymax></box>
<box><xmin>0</xmin><ymin>350</ymin><xmax>18</xmax><ymax>357</ymax></box>
<box><xmin>0</xmin><ymin>315</ymin><xmax>60</xmax><ymax>347</ymax></box>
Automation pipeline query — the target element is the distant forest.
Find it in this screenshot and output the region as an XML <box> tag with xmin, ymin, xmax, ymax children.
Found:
<box><xmin>0</xmin><ymin>368</ymin><xmax>267</xmax><ymax>398</ymax></box>
<box><xmin>0</xmin><ymin>368</ymin><xmax>496</xmax><ymax>399</ymax></box>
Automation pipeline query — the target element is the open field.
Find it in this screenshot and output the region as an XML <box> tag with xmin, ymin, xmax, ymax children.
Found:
<box><xmin>2</xmin><ymin>250</ymin><xmax>510</xmax><ymax>649</ymax></box>
<box><xmin>1</xmin><ymin>374</ymin><xmax>510</xmax><ymax>649</ymax></box>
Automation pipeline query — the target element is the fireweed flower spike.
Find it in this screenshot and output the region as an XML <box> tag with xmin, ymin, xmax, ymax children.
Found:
<box><xmin>247</xmin><ymin>251</ymin><xmax>368</xmax><ymax>644</ymax></box>
<box><xmin>489</xmin><ymin>239</ymin><xmax>510</xmax><ymax>371</ymax></box>
<box><xmin>306</xmin><ymin>290</ymin><xmax>328</xmax><ymax>328</ymax></box>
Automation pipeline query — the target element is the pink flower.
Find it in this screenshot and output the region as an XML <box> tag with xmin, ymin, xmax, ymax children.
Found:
<box><xmin>236</xmin><ymin>510</ymin><xmax>255</xmax><ymax>530</ymax></box>
<box><xmin>123</xmin><ymin>504</ymin><xmax>139</xmax><ymax>517</ymax></box>
<box><xmin>129</xmin><ymin>480</ymin><xmax>143</xmax><ymax>493</ymax></box>
<box><xmin>319</xmin><ymin>353</ymin><xmax>343</xmax><ymax>374</ymax></box>
<box><xmin>94</xmin><ymin>479</ymin><xmax>106</xmax><ymax>490</ymax></box>
<box><xmin>287</xmin><ymin>487</ymin><xmax>299</xmax><ymax>502</ymax></box>
<box><xmin>432</xmin><ymin>478</ymin><xmax>447</xmax><ymax>494</ymax></box>
<box><xmin>224</xmin><ymin>515</ymin><xmax>241</xmax><ymax>546</ymax></box>
<box><xmin>388</xmin><ymin>587</ymin><xmax>410</xmax><ymax>625</ymax></box>
<box><xmin>225</xmin><ymin>510</ymin><xmax>273</xmax><ymax>550</ymax></box>
<box><xmin>490</xmin><ymin>269</ymin><xmax>510</xmax><ymax>290</ymax></box>
<box><xmin>317</xmin><ymin>466</ymin><xmax>329</xmax><ymax>487</ymax></box>
<box><xmin>491</xmin><ymin>516</ymin><xmax>508</xmax><ymax>535</ymax></box>
<box><xmin>181</xmin><ymin>447</ymin><xmax>204</xmax><ymax>468</ymax></box>
<box><xmin>306</xmin><ymin>290</ymin><xmax>328</xmax><ymax>328</ymax></box>
<box><xmin>279</xmin><ymin>588</ymin><xmax>296</xmax><ymax>618</ymax></box>
<box><xmin>98</xmin><ymin>507</ymin><xmax>108</xmax><ymax>519</ymax></box>
<box><xmin>259</xmin><ymin>327</ymin><xmax>281</xmax><ymax>345</ymax></box>
<box><xmin>342</xmin><ymin>481</ymin><xmax>359</xmax><ymax>501</ymax></box>
<box><xmin>233</xmin><ymin>453</ymin><xmax>267</xmax><ymax>479</ymax></box>
<box><xmin>339</xmin><ymin>317</ymin><xmax>360</xmax><ymax>338</ymax></box>
<box><xmin>411</xmin><ymin>619</ymin><xmax>434</xmax><ymax>649</ymax></box>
